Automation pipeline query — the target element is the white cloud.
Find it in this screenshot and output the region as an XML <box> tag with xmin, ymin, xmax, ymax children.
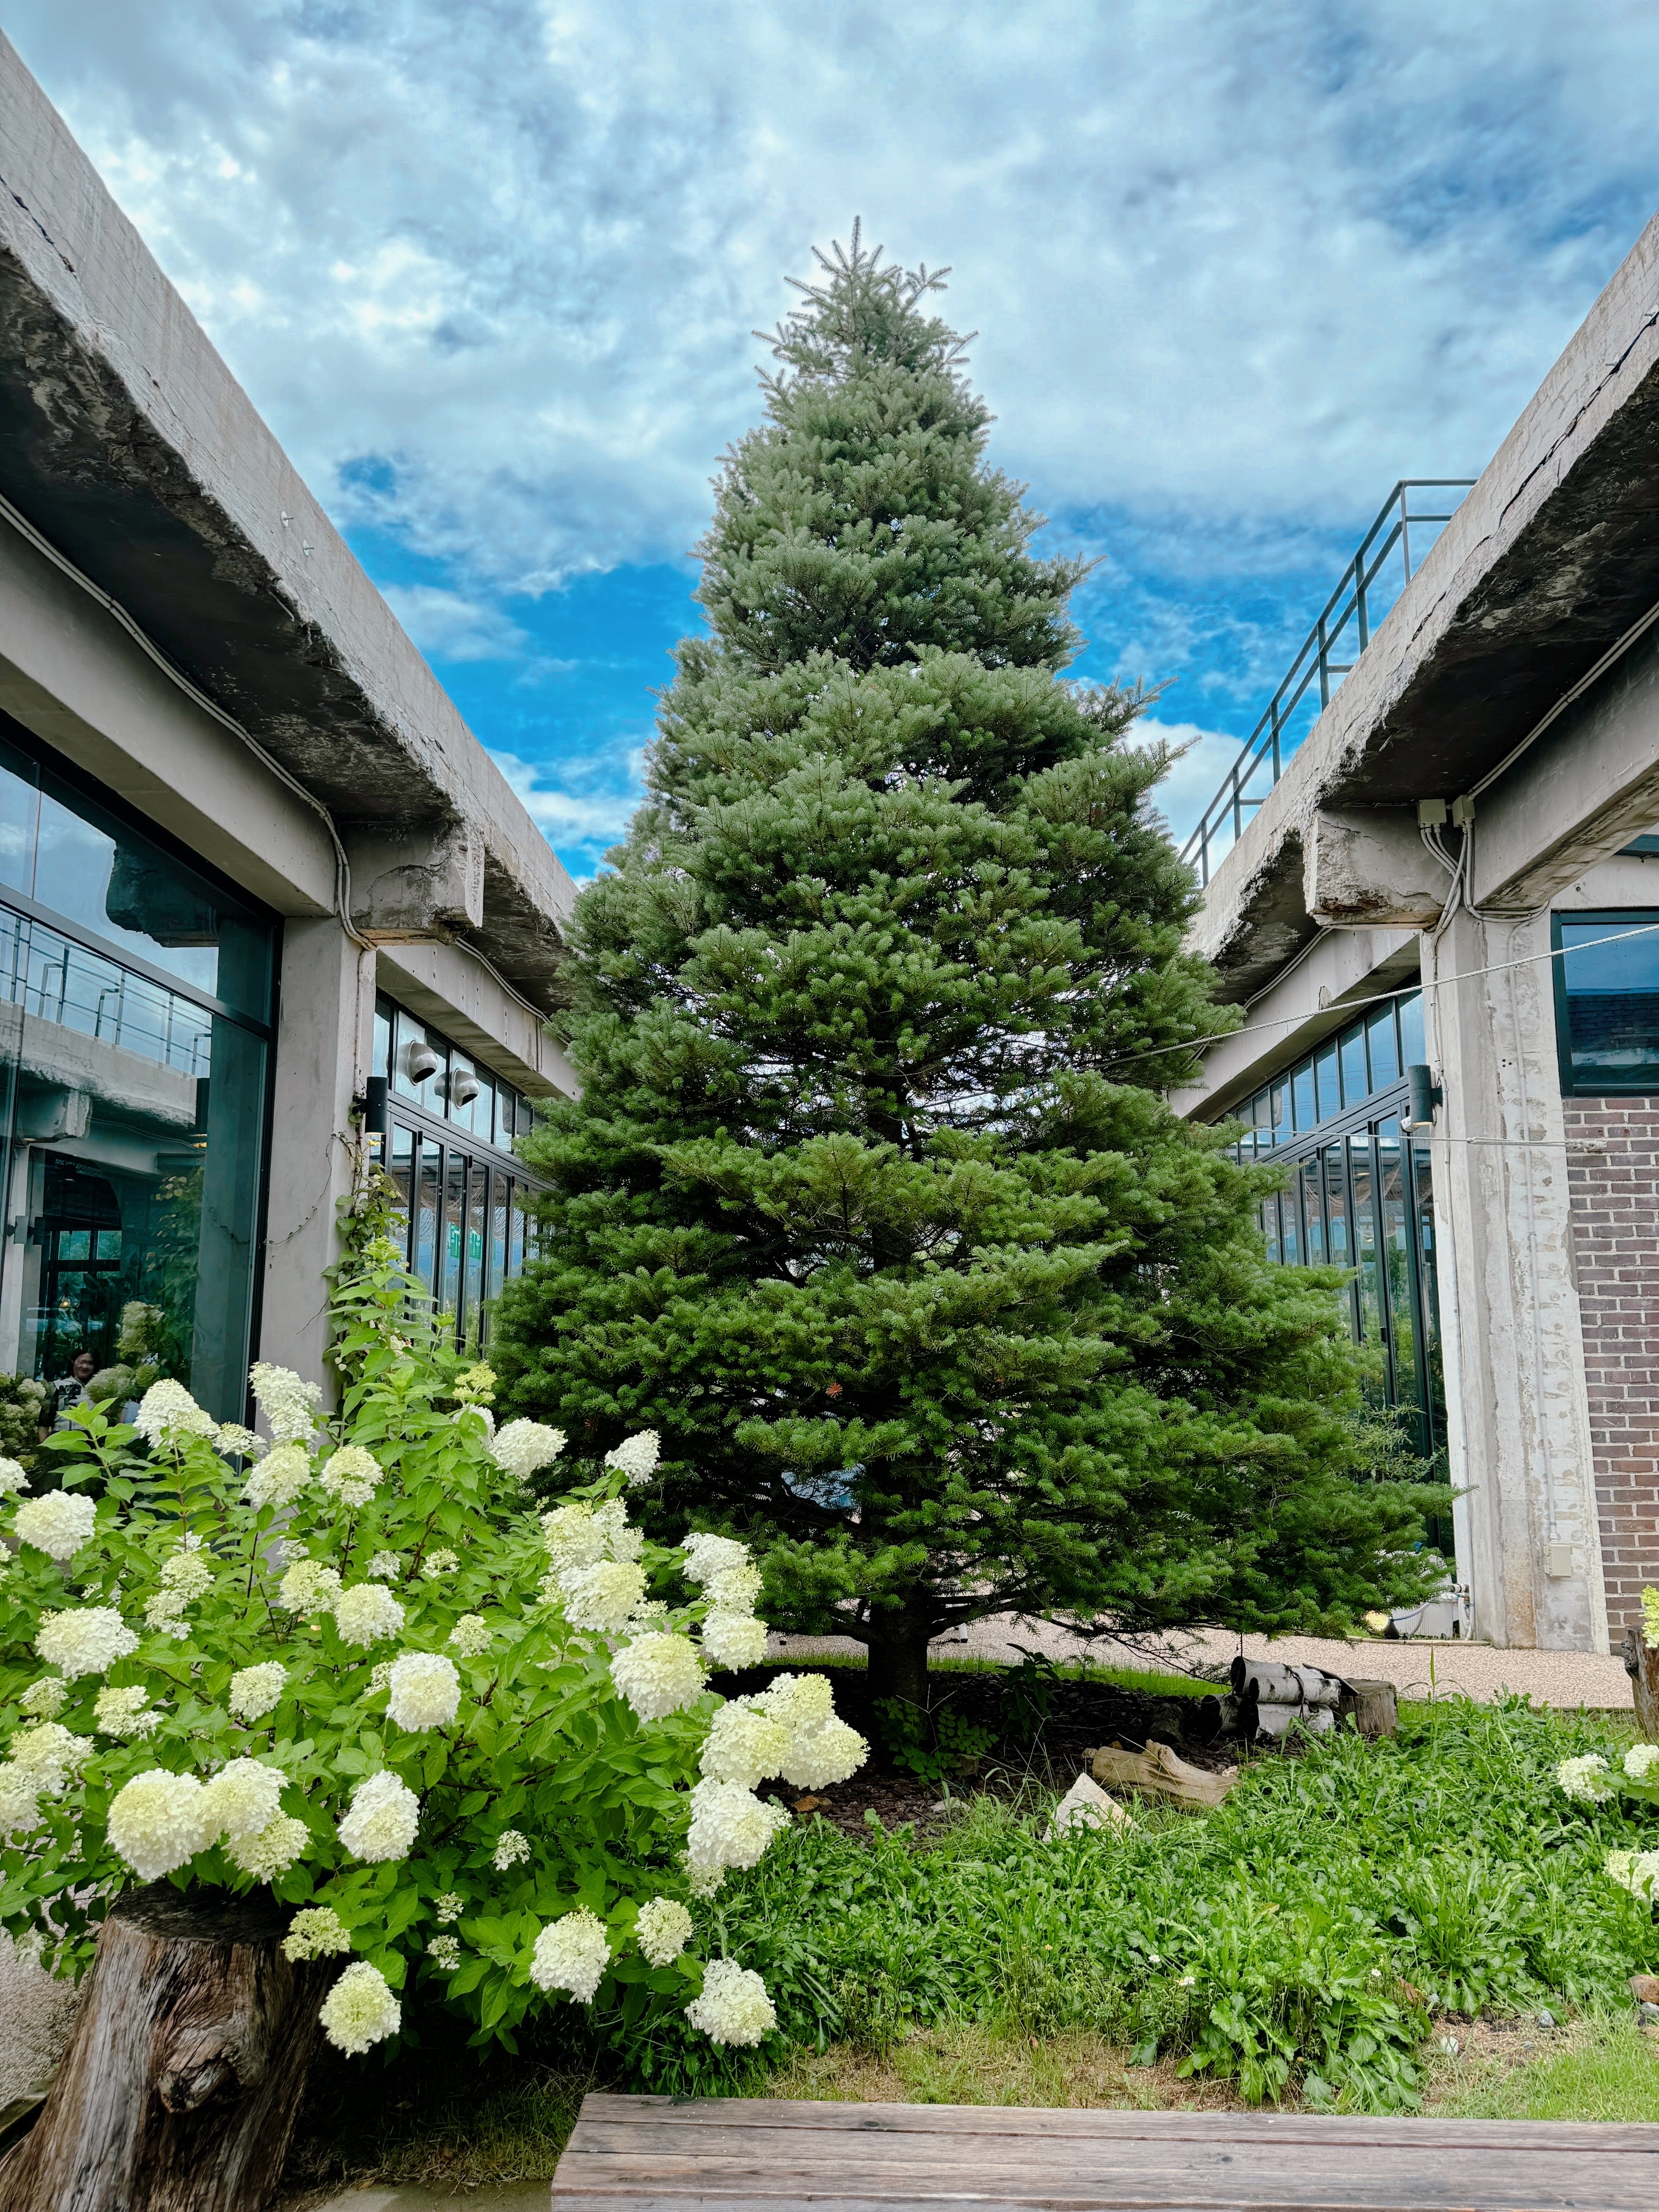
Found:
<box><xmin>487</xmin><ymin>746</ymin><xmax>643</xmax><ymax>859</ymax></box>
<box><xmin>380</xmin><ymin>585</ymin><xmax>531</xmax><ymax>662</ymax></box>
<box><xmin>9</xmin><ymin>0</ymin><xmax>1659</xmax><ymax>598</ymax></box>
<box><xmin>1134</xmin><ymin>717</ymin><xmax>1250</xmax><ymax>852</ymax></box>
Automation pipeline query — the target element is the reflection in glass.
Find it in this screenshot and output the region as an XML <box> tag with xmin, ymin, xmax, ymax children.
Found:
<box><xmin>1279</xmin><ymin>1175</ymin><xmax>1300</xmax><ymax>1266</ymax></box>
<box><xmin>1376</xmin><ymin>1133</ymin><xmax>1420</xmax><ymax>1428</ymax></box>
<box><xmin>388</xmin><ymin>1126</ymin><xmax>415</xmax><ymax>1264</ymax></box>
<box><xmin>1340</xmin><ymin>1027</ymin><xmax>1368</xmax><ymax>1110</ymax></box>
<box><xmin>1349</xmin><ymin>1133</ymin><xmax>1384</xmax><ymax>1354</ymax></box>
<box><xmin>1367</xmin><ymin>1007</ymin><xmax>1400</xmax><ymax>1090</ymax></box>
<box><xmin>1314</xmin><ymin>1043</ymin><xmax>1340</xmax><ymax>1122</ymax></box>
<box><xmin>1399</xmin><ymin>990</ymin><xmax>1425</xmax><ymax>1070</ymax></box>
<box><xmin>416</xmin><ymin>1139</ymin><xmax>441</xmax><ymax>1299</ymax></box>
<box><xmin>464</xmin><ymin>1158</ymin><xmax>488</xmax><ymax>1334</ymax></box>
<box><xmin>1559</xmin><ymin>916</ymin><xmax>1659</xmax><ymax>1087</ymax></box>
<box><xmin>442</xmin><ymin>1151</ymin><xmax>467</xmax><ymax>1324</ymax></box>
<box><xmin>489</xmin><ymin>1173</ymin><xmax>508</xmax><ymax>1326</ymax></box>
<box><xmin>1300</xmin><ymin>1159</ymin><xmax>1325</xmax><ymax>1263</ymax></box>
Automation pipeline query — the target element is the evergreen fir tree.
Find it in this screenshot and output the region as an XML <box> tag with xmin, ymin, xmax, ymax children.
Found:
<box><xmin>495</xmin><ymin>229</ymin><xmax>1441</xmax><ymax>1707</ymax></box>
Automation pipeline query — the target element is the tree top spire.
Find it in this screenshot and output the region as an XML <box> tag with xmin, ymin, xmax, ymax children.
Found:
<box><xmin>756</xmin><ymin>217</ymin><xmax>977</xmax><ymax>396</ymax></box>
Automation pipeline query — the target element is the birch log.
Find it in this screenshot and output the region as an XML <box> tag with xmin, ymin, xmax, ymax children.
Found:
<box><xmin>0</xmin><ymin>1884</ymin><xmax>328</xmax><ymax>2212</ymax></box>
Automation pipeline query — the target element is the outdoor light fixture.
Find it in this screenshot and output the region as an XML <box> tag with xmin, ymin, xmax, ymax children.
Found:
<box><xmin>447</xmin><ymin>1065</ymin><xmax>480</xmax><ymax>1107</ymax></box>
<box><xmin>1401</xmin><ymin>1063</ymin><xmax>1443</xmax><ymax>1130</ymax></box>
<box><xmin>403</xmin><ymin>1040</ymin><xmax>441</xmax><ymax>1085</ymax></box>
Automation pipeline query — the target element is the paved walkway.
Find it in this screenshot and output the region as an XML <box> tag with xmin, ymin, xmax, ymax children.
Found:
<box><xmin>307</xmin><ymin>2187</ymin><xmax>545</xmax><ymax>2210</ymax></box>
<box><xmin>774</xmin><ymin>1616</ymin><xmax>1635</xmax><ymax>1708</ymax></box>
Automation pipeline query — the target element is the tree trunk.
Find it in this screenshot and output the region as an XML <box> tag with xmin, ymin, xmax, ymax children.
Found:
<box><xmin>1624</xmin><ymin>1623</ymin><xmax>1659</xmax><ymax>1742</ymax></box>
<box><xmin>865</xmin><ymin>1621</ymin><xmax>933</xmax><ymax>1711</ymax></box>
<box><xmin>0</xmin><ymin>1884</ymin><xmax>329</xmax><ymax>2212</ymax></box>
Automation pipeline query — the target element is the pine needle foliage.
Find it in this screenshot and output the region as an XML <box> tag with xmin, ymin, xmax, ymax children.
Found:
<box><xmin>494</xmin><ymin>227</ymin><xmax>1444</xmax><ymax>1704</ymax></box>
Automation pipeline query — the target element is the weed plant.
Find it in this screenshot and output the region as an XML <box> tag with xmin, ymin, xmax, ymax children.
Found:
<box><xmin>644</xmin><ymin>1698</ymin><xmax>1657</xmax><ymax>2110</ymax></box>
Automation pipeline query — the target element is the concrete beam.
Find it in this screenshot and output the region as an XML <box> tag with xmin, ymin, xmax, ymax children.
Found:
<box><xmin>1305</xmin><ymin>809</ymin><xmax>1448</xmax><ymax>929</ymax></box>
<box><xmin>376</xmin><ymin>942</ymin><xmax>577</xmax><ymax>1100</ymax></box>
<box><xmin>346</xmin><ymin>821</ymin><xmax>485</xmax><ymax>942</ymax></box>
<box><xmin>0</xmin><ymin>37</ymin><xmax>576</xmax><ymax>1008</ymax></box>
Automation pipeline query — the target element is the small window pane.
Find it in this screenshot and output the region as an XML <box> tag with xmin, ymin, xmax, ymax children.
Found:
<box><xmin>1314</xmin><ymin>1043</ymin><xmax>1340</xmax><ymax>1122</ymax></box>
<box><xmin>1279</xmin><ymin>1178</ymin><xmax>1300</xmax><ymax>1266</ymax></box>
<box><xmin>1301</xmin><ymin>1159</ymin><xmax>1325</xmax><ymax>1264</ymax></box>
<box><xmin>1291</xmin><ymin>1061</ymin><xmax>1316</xmax><ymax>1131</ymax></box>
<box><xmin>388</xmin><ymin>1125</ymin><xmax>415</xmax><ymax>1263</ymax></box>
<box><xmin>372</xmin><ymin>1004</ymin><xmax>392</xmax><ymax>1081</ymax></box>
<box><xmin>1398</xmin><ymin>990</ymin><xmax>1425</xmax><ymax>1070</ymax></box>
<box><xmin>1366</xmin><ymin>1006</ymin><xmax>1399</xmax><ymax>1089</ymax></box>
<box><xmin>1340</xmin><ymin>1023</ymin><xmax>1368</xmax><ymax>1107</ymax></box>
<box><xmin>415</xmin><ymin>1139</ymin><xmax>441</xmax><ymax>1296</ymax></box>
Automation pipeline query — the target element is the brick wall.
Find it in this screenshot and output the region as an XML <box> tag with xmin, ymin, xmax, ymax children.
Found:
<box><xmin>1564</xmin><ymin>1097</ymin><xmax>1659</xmax><ymax>1637</ymax></box>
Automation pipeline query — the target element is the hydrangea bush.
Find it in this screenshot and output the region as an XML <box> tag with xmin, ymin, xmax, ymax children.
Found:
<box><xmin>0</xmin><ymin>1230</ymin><xmax>865</xmax><ymax>2067</ymax></box>
<box><xmin>1557</xmin><ymin>1596</ymin><xmax>1659</xmax><ymax>1908</ymax></box>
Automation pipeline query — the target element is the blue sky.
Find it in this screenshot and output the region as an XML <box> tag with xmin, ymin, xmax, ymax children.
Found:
<box><xmin>12</xmin><ymin>2</ymin><xmax>1659</xmax><ymax>876</ymax></box>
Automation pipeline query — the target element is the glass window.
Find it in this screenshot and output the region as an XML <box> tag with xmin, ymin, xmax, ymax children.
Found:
<box><xmin>1349</xmin><ymin>1132</ymin><xmax>1384</xmax><ymax>1351</ymax></box>
<box><xmin>1366</xmin><ymin>1006</ymin><xmax>1399</xmax><ymax>1091</ymax></box>
<box><xmin>1262</xmin><ymin>1196</ymin><xmax>1281</xmax><ymax>1263</ymax></box>
<box><xmin>446</xmin><ymin>1053</ymin><xmax>480</xmax><ymax>1133</ymax></box>
<box><xmin>1279</xmin><ymin>1176</ymin><xmax>1300</xmax><ymax>1266</ymax></box>
<box><xmin>442</xmin><ymin>1150</ymin><xmax>467</xmax><ymax>1320</ymax></box>
<box><xmin>490</xmin><ymin>1172</ymin><xmax>509</xmax><ymax>1304</ymax></box>
<box><xmin>1376</xmin><ymin>1131</ymin><xmax>1420</xmax><ymax>1426</ymax></box>
<box><xmin>388</xmin><ymin>1125</ymin><xmax>415</xmax><ymax>1263</ymax></box>
<box><xmin>1314</xmin><ymin>1042</ymin><xmax>1340</xmax><ymax>1123</ymax></box>
<box><xmin>1398</xmin><ymin>989</ymin><xmax>1425</xmax><ymax>1071</ymax></box>
<box><xmin>415</xmin><ymin>1138</ymin><xmax>441</xmax><ymax>1298</ymax></box>
<box><xmin>1291</xmin><ymin>1061</ymin><xmax>1316</xmax><ymax>1131</ymax></box>
<box><xmin>393</xmin><ymin>1009</ymin><xmax>445</xmax><ymax>1112</ymax></box>
<box><xmin>508</xmin><ymin>1185</ymin><xmax>527</xmax><ymax>1277</ymax></box>
<box><xmin>1300</xmin><ymin>1159</ymin><xmax>1325</xmax><ymax>1264</ymax></box>
<box><xmin>372</xmin><ymin>1005</ymin><xmax>392</xmax><ymax>1082</ymax></box>
<box><xmin>1339</xmin><ymin>1025</ymin><xmax>1368</xmax><ymax>1108</ymax></box>
<box><xmin>1557</xmin><ymin>915</ymin><xmax>1659</xmax><ymax>1090</ymax></box>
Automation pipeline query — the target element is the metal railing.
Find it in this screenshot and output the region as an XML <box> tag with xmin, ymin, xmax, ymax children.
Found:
<box><xmin>1180</xmin><ymin>479</ymin><xmax>1477</xmax><ymax>886</ymax></box>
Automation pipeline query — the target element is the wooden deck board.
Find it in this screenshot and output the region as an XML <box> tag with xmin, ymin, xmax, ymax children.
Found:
<box><xmin>551</xmin><ymin>2092</ymin><xmax>1659</xmax><ymax>2212</ymax></box>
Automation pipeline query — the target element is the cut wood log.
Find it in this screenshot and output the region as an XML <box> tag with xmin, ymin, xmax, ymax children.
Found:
<box><xmin>1086</xmin><ymin>1739</ymin><xmax>1238</xmax><ymax>1809</ymax></box>
<box><xmin>1623</xmin><ymin>1623</ymin><xmax>1659</xmax><ymax>1742</ymax></box>
<box><xmin>1338</xmin><ymin>1677</ymin><xmax>1399</xmax><ymax>1739</ymax></box>
<box><xmin>0</xmin><ymin>1884</ymin><xmax>330</xmax><ymax>2212</ymax></box>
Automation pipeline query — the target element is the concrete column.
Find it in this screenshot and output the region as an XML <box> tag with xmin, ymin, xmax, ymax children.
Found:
<box><xmin>1425</xmin><ymin>908</ymin><xmax>1609</xmax><ymax>1650</ymax></box>
<box><xmin>259</xmin><ymin>918</ymin><xmax>375</xmax><ymax>1396</ymax></box>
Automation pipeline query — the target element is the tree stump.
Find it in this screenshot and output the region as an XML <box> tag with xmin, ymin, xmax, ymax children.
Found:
<box><xmin>1624</xmin><ymin>1623</ymin><xmax>1659</xmax><ymax>1743</ymax></box>
<box><xmin>0</xmin><ymin>1885</ymin><xmax>330</xmax><ymax>2212</ymax></box>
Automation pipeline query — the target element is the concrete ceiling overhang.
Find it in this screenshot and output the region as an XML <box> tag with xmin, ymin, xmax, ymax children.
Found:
<box><xmin>1194</xmin><ymin>209</ymin><xmax>1659</xmax><ymax>1005</ymax></box>
<box><xmin>0</xmin><ymin>36</ymin><xmax>576</xmax><ymax>1012</ymax></box>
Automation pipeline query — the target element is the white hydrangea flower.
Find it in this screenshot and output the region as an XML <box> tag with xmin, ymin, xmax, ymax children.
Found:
<box><xmin>15</xmin><ymin>1492</ymin><xmax>97</xmax><ymax>1562</ymax></box>
<box><xmin>779</xmin><ymin>1715</ymin><xmax>866</xmax><ymax>1790</ymax></box>
<box><xmin>1557</xmin><ymin>1752</ymin><xmax>1616</xmax><ymax>1803</ymax></box>
<box><xmin>635</xmin><ymin>1896</ymin><xmax>694</xmax><ymax>1967</ymax></box>
<box><xmin>530</xmin><ymin>1907</ymin><xmax>611</xmax><ymax>2001</ymax></box>
<box><xmin>447</xmin><ymin>1614</ymin><xmax>493</xmax><ymax>1658</ymax></box>
<box><xmin>428</xmin><ymin>1933</ymin><xmax>462</xmax><ymax>1971</ymax></box>
<box><xmin>242</xmin><ymin>1444</ymin><xmax>313</xmax><ymax>1510</ymax></box>
<box><xmin>106</xmin><ymin>1769</ymin><xmax>215</xmax><ymax>1881</ymax></box>
<box><xmin>604</xmin><ymin>1429</ymin><xmax>661</xmax><ymax>1486</ymax></box>
<box><xmin>228</xmin><ymin>1814</ymin><xmax>308</xmax><ymax>1879</ymax></box>
<box><xmin>707</xmin><ymin>1563</ymin><xmax>763</xmax><ymax>1611</ymax></box>
<box><xmin>491</xmin><ymin>1419</ymin><xmax>567</xmax><ymax>1482</ymax></box>
<box><xmin>434</xmin><ymin>1891</ymin><xmax>464</xmax><ymax>1925</ymax></box>
<box><xmin>36</xmin><ymin>1605</ymin><xmax>138</xmax><ymax>1680</ymax></box>
<box><xmin>541</xmin><ymin>1503</ymin><xmax>606</xmax><ymax>1574</ymax></box>
<box><xmin>215</xmin><ymin>1423</ymin><xmax>264</xmax><ymax>1460</ymax></box>
<box><xmin>700</xmin><ymin>1613</ymin><xmax>770</xmax><ymax>1669</ymax></box>
<box><xmin>757</xmin><ymin>1672</ymin><xmax>836</xmax><ymax>1728</ymax></box>
<box><xmin>559</xmin><ymin>1560</ymin><xmax>647</xmax><ymax>1634</ymax></box>
<box><xmin>421</xmin><ymin>1549</ymin><xmax>459</xmax><ymax>1578</ymax></box>
<box><xmin>685</xmin><ymin>1779</ymin><xmax>789</xmax><ymax>1885</ymax></box>
<box><xmin>592</xmin><ymin>1499</ymin><xmax>644</xmax><ymax>1563</ymax></box>
<box><xmin>145</xmin><ymin>1545</ymin><xmax>215</xmax><ymax>1630</ymax></box>
<box><xmin>0</xmin><ymin>1457</ymin><xmax>30</xmax><ymax>1495</ymax></box>
<box><xmin>333</xmin><ymin>1583</ymin><xmax>406</xmax><ymax>1647</ymax></box>
<box><xmin>320</xmin><ymin>1445</ymin><xmax>381</xmax><ymax>1508</ymax></box>
<box><xmin>385</xmin><ymin>1653</ymin><xmax>461</xmax><ymax>1732</ymax></box>
<box><xmin>0</xmin><ymin>1763</ymin><xmax>42</xmax><ymax>1839</ymax></box>
<box><xmin>249</xmin><ymin>1362</ymin><xmax>322</xmax><ymax>1445</ymax></box>
<box><xmin>283</xmin><ymin>1905</ymin><xmax>352</xmax><ymax>1960</ymax></box>
<box><xmin>134</xmin><ymin>1379</ymin><xmax>219</xmax><ymax>1448</ymax></box>
<box><xmin>611</xmin><ymin>1633</ymin><xmax>706</xmax><ymax>1722</ymax></box>
<box><xmin>204</xmin><ymin>1756</ymin><xmax>286</xmax><ymax>1842</ymax></box>
<box><xmin>10</xmin><ymin>1722</ymin><xmax>89</xmax><ymax>1795</ymax></box>
<box><xmin>368</xmin><ymin>1662</ymin><xmax>394</xmax><ymax>1695</ymax></box>
<box><xmin>94</xmin><ymin>1686</ymin><xmax>160</xmax><ymax>1740</ymax></box>
<box><xmin>1623</xmin><ymin>1742</ymin><xmax>1659</xmax><ymax>1782</ymax></box>
<box><xmin>367</xmin><ymin>1552</ymin><xmax>401</xmax><ymax>1580</ymax></box>
<box><xmin>275</xmin><ymin>1560</ymin><xmax>343</xmax><ymax>1616</ymax></box>
<box><xmin>1606</xmin><ymin>1846</ymin><xmax>1659</xmax><ymax>1901</ymax></box>
<box><xmin>493</xmin><ymin>1829</ymin><xmax>530</xmax><ymax>1871</ymax></box>
<box><xmin>18</xmin><ymin>1679</ymin><xmax>66</xmax><ymax>1719</ymax></box>
<box><xmin>320</xmin><ymin>1961</ymin><xmax>401</xmax><ymax>2054</ymax></box>
<box><xmin>680</xmin><ymin>1533</ymin><xmax>750</xmax><ymax>1585</ymax></box>
<box><xmin>685</xmin><ymin>1958</ymin><xmax>777</xmax><ymax>2046</ymax></box>
<box><xmin>337</xmin><ymin>1771</ymin><xmax>420</xmax><ymax>1862</ymax></box>
<box><xmin>227</xmin><ymin>1662</ymin><xmax>287</xmax><ymax>1723</ymax></box>
<box><xmin>699</xmin><ymin>1703</ymin><xmax>794</xmax><ymax>1790</ymax></box>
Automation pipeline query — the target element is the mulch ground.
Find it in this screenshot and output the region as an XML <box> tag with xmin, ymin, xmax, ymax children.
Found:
<box><xmin>709</xmin><ymin>1661</ymin><xmax>1265</xmax><ymax>1841</ymax></box>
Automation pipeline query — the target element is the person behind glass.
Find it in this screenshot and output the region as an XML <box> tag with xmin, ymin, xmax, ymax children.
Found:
<box><xmin>50</xmin><ymin>1350</ymin><xmax>98</xmax><ymax>1429</ymax></box>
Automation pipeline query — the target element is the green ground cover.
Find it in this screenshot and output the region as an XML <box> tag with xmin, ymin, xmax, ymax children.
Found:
<box><xmin>282</xmin><ymin>1694</ymin><xmax>1659</xmax><ymax>2196</ymax></box>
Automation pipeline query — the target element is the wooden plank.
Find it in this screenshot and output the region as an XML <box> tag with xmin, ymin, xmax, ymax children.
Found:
<box><xmin>552</xmin><ymin>2145</ymin><xmax>1656</xmax><ymax>2206</ymax></box>
<box><xmin>552</xmin><ymin>2093</ymin><xmax>1659</xmax><ymax>2212</ymax></box>
<box><xmin>569</xmin><ymin>2091</ymin><xmax>1659</xmax><ymax>2153</ymax></box>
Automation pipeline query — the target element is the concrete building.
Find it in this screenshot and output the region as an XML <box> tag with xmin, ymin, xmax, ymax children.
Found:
<box><xmin>0</xmin><ymin>35</ymin><xmax>576</xmax><ymax>1419</ymax></box>
<box><xmin>1173</xmin><ymin>208</ymin><xmax>1659</xmax><ymax>1655</ymax></box>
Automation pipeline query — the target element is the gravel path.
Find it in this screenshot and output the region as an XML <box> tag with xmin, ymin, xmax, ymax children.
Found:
<box><xmin>772</xmin><ymin>1617</ymin><xmax>1635</xmax><ymax>1709</ymax></box>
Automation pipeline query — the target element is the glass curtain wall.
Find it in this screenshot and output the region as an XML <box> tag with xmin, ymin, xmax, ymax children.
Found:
<box><xmin>1221</xmin><ymin>987</ymin><xmax>1451</xmax><ymax>1550</ymax></box>
<box><xmin>0</xmin><ymin>716</ymin><xmax>275</xmax><ymax>1422</ymax></box>
<box><xmin>370</xmin><ymin>996</ymin><xmax>544</xmax><ymax>1348</ymax></box>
